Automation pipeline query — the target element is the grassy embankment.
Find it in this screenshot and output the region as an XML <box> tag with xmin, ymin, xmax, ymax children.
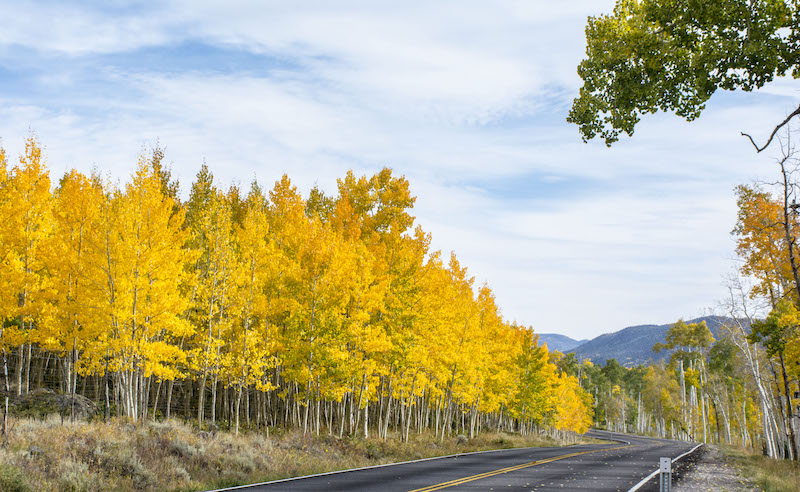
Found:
<box><xmin>721</xmin><ymin>445</ymin><xmax>800</xmax><ymax>492</ymax></box>
<box><xmin>0</xmin><ymin>416</ymin><xmax>589</xmax><ymax>492</ymax></box>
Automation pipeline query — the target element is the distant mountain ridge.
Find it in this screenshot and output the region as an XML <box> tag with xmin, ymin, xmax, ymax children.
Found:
<box><xmin>538</xmin><ymin>316</ymin><xmax>744</xmax><ymax>367</ymax></box>
<box><xmin>536</xmin><ymin>333</ymin><xmax>589</xmax><ymax>353</ymax></box>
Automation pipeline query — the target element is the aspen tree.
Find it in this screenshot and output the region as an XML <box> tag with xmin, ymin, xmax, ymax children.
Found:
<box><xmin>191</xmin><ymin>189</ymin><xmax>238</xmax><ymax>428</ymax></box>
<box><xmin>103</xmin><ymin>155</ymin><xmax>191</xmax><ymax>420</ymax></box>
<box><xmin>5</xmin><ymin>137</ymin><xmax>52</xmax><ymax>396</ymax></box>
<box><xmin>0</xmin><ymin>145</ymin><xmax>11</xmax><ymax>432</ymax></box>
<box><xmin>283</xmin><ymin>211</ymin><xmax>363</xmax><ymax>434</ymax></box>
<box><xmin>553</xmin><ymin>373</ymin><xmax>592</xmax><ymax>434</ymax></box>
<box><xmin>42</xmin><ymin>170</ymin><xmax>105</xmax><ymax>419</ymax></box>
<box><xmin>335</xmin><ymin>169</ymin><xmax>416</xmax><ymax>437</ymax></box>
<box><xmin>228</xmin><ymin>190</ymin><xmax>279</xmax><ymax>434</ymax></box>
<box><xmin>510</xmin><ymin>331</ymin><xmax>558</xmax><ymax>433</ymax></box>
<box><xmin>475</xmin><ymin>287</ymin><xmax>522</xmax><ymax>434</ymax></box>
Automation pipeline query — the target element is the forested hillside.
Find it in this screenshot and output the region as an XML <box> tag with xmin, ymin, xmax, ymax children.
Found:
<box><xmin>570</xmin><ymin>316</ymin><xmax>742</xmax><ymax>366</ymax></box>
<box><xmin>0</xmin><ymin>136</ymin><xmax>592</xmax><ymax>441</ymax></box>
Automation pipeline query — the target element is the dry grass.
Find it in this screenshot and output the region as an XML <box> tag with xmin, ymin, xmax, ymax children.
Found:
<box><xmin>0</xmin><ymin>417</ymin><xmax>589</xmax><ymax>491</ymax></box>
<box><xmin>722</xmin><ymin>445</ymin><xmax>800</xmax><ymax>492</ymax></box>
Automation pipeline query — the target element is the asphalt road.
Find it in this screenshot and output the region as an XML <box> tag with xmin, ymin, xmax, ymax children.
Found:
<box><xmin>211</xmin><ymin>430</ymin><xmax>699</xmax><ymax>492</ymax></box>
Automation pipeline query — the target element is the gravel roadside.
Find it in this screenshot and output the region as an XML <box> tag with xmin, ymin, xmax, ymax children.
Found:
<box><xmin>672</xmin><ymin>445</ymin><xmax>759</xmax><ymax>491</ymax></box>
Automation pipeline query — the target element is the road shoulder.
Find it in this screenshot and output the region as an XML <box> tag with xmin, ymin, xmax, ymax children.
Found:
<box><xmin>673</xmin><ymin>445</ymin><xmax>758</xmax><ymax>491</ymax></box>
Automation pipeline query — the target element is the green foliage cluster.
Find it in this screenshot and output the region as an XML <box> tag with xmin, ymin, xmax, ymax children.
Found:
<box><xmin>568</xmin><ymin>0</ymin><xmax>800</xmax><ymax>145</ymax></box>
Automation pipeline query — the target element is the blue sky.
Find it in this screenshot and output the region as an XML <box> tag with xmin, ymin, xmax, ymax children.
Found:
<box><xmin>1</xmin><ymin>0</ymin><xmax>798</xmax><ymax>339</ymax></box>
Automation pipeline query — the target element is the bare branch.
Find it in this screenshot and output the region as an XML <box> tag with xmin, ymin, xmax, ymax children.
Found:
<box><xmin>741</xmin><ymin>104</ymin><xmax>800</xmax><ymax>153</ymax></box>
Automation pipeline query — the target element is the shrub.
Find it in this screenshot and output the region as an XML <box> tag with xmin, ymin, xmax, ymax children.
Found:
<box><xmin>58</xmin><ymin>460</ymin><xmax>97</xmax><ymax>492</ymax></box>
<box><xmin>165</xmin><ymin>457</ymin><xmax>191</xmax><ymax>483</ymax></box>
<box><xmin>170</xmin><ymin>439</ymin><xmax>204</xmax><ymax>459</ymax></box>
<box><xmin>116</xmin><ymin>449</ymin><xmax>155</xmax><ymax>490</ymax></box>
<box><xmin>0</xmin><ymin>464</ymin><xmax>31</xmax><ymax>492</ymax></box>
<box><xmin>365</xmin><ymin>442</ymin><xmax>383</xmax><ymax>460</ymax></box>
<box><xmin>226</xmin><ymin>449</ymin><xmax>257</xmax><ymax>473</ymax></box>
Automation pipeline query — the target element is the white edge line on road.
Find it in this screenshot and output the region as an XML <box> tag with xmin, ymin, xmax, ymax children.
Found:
<box><xmin>204</xmin><ymin>441</ymin><xmax>605</xmax><ymax>492</ymax></box>
<box><xmin>627</xmin><ymin>442</ymin><xmax>704</xmax><ymax>492</ymax></box>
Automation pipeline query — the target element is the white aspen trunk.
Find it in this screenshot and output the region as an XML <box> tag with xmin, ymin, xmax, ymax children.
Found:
<box><xmin>680</xmin><ymin>360</ymin><xmax>686</xmax><ymax>424</ymax></box>
<box><xmin>717</xmin><ymin>395</ymin><xmax>732</xmax><ymax>445</ymax></box>
<box><xmin>404</xmin><ymin>397</ymin><xmax>413</xmax><ymax>442</ymax></box>
<box><xmin>355</xmin><ymin>374</ymin><xmax>366</xmax><ymax>434</ymax></box>
<box><xmin>363</xmin><ymin>402</ymin><xmax>369</xmax><ymax>438</ymax></box>
<box><xmin>2</xmin><ymin>346</ymin><xmax>9</xmax><ymax>435</ymax></box>
<box><xmin>15</xmin><ymin>345</ymin><xmax>23</xmax><ymax>396</ymax></box>
<box><xmin>235</xmin><ymin>386</ymin><xmax>242</xmax><ymax>435</ymax></box>
<box><xmin>741</xmin><ymin>397</ymin><xmax>749</xmax><ymax>447</ymax></box>
<box><xmin>165</xmin><ymin>379</ymin><xmax>174</xmax><ymax>421</ymax></box>
<box><xmin>381</xmin><ymin>374</ymin><xmax>394</xmax><ymax>439</ymax></box>
<box><xmin>637</xmin><ymin>392</ymin><xmax>642</xmax><ymax>434</ymax></box>
<box><xmin>71</xmin><ymin>340</ymin><xmax>79</xmax><ymax>423</ymax></box>
<box><xmin>440</xmin><ymin>396</ymin><xmax>453</xmax><ymax>441</ymax></box>
<box><xmin>152</xmin><ymin>378</ymin><xmax>163</xmax><ymax>421</ymax></box>
<box><xmin>435</xmin><ymin>394</ymin><xmax>442</xmax><ymax>436</ymax></box>
<box><xmin>339</xmin><ymin>395</ymin><xmax>347</xmax><ymax>437</ymax></box>
<box><xmin>724</xmin><ymin>284</ymin><xmax>783</xmax><ymax>456</ymax></box>
<box><xmin>403</xmin><ymin>378</ymin><xmax>417</xmax><ymax>442</ymax></box>
<box><xmin>24</xmin><ymin>342</ymin><xmax>31</xmax><ymax>395</ymax></box>
<box><xmin>316</xmin><ymin>392</ymin><xmax>321</xmax><ymax>436</ymax></box>
<box><xmin>303</xmin><ymin>395</ymin><xmax>310</xmax><ymax>434</ymax></box>
<box><xmin>700</xmin><ymin>364</ymin><xmax>708</xmax><ymax>443</ymax></box>
<box><xmin>211</xmin><ymin>375</ymin><xmax>219</xmax><ymax>426</ymax></box>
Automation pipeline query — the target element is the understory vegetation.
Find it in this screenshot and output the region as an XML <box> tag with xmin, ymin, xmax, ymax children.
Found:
<box><xmin>0</xmin><ymin>416</ymin><xmax>583</xmax><ymax>491</ymax></box>
<box><xmin>721</xmin><ymin>445</ymin><xmax>800</xmax><ymax>492</ymax></box>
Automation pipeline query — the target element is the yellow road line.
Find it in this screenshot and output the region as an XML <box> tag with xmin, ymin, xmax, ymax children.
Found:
<box><xmin>408</xmin><ymin>444</ymin><xmax>633</xmax><ymax>492</ymax></box>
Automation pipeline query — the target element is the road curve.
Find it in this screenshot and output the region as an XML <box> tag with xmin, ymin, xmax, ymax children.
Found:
<box><xmin>209</xmin><ymin>430</ymin><xmax>699</xmax><ymax>492</ymax></box>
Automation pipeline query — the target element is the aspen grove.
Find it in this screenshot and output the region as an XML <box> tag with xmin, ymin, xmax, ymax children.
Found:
<box><xmin>0</xmin><ymin>137</ymin><xmax>592</xmax><ymax>439</ymax></box>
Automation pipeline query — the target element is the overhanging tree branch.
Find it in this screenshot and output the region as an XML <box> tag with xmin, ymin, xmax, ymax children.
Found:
<box><xmin>741</xmin><ymin>104</ymin><xmax>800</xmax><ymax>153</ymax></box>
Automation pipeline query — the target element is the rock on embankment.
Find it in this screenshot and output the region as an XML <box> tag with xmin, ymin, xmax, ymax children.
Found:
<box><xmin>9</xmin><ymin>388</ymin><xmax>99</xmax><ymax>420</ymax></box>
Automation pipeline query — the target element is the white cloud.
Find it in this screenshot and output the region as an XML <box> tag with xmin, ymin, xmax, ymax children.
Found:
<box><xmin>0</xmin><ymin>2</ymin><xmax>173</xmax><ymax>55</ymax></box>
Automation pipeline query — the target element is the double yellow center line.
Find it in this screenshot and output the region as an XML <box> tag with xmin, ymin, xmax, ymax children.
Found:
<box><xmin>409</xmin><ymin>444</ymin><xmax>633</xmax><ymax>492</ymax></box>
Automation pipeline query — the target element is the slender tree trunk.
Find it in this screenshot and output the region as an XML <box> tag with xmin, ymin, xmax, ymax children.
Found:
<box><xmin>152</xmin><ymin>379</ymin><xmax>163</xmax><ymax>421</ymax></box>
<box><xmin>381</xmin><ymin>367</ymin><xmax>394</xmax><ymax>439</ymax></box>
<box><xmin>211</xmin><ymin>374</ymin><xmax>219</xmax><ymax>426</ymax></box>
<box><xmin>235</xmin><ymin>386</ymin><xmax>242</xmax><ymax>435</ymax></box>
<box><xmin>779</xmin><ymin>353</ymin><xmax>799</xmax><ymax>460</ymax></box>
<box><xmin>15</xmin><ymin>344</ymin><xmax>23</xmax><ymax>396</ymax></box>
<box><xmin>24</xmin><ymin>342</ymin><xmax>31</xmax><ymax>395</ymax></box>
<box><xmin>363</xmin><ymin>402</ymin><xmax>369</xmax><ymax>438</ymax></box>
<box><xmin>197</xmin><ymin>371</ymin><xmax>207</xmax><ymax>427</ymax></box>
<box><xmin>2</xmin><ymin>347</ymin><xmax>9</xmax><ymax>436</ymax></box>
<box><xmin>166</xmin><ymin>379</ymin><xmax>174</xmax><ymax>421</ymax></box>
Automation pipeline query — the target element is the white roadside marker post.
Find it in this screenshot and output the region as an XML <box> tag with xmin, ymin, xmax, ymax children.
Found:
<box><xmin>659</xmin><ymin>457</ymin><xmax>672</xmax><ymax>492</ymax></box>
